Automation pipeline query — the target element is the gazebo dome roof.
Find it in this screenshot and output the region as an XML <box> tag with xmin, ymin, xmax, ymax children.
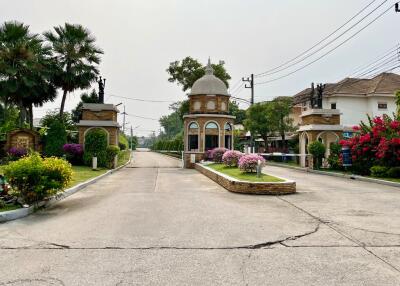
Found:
<box><xmin>189</xmin><ymin>59</ymin><xmax>229</xmax><ymax>96</ymax></box>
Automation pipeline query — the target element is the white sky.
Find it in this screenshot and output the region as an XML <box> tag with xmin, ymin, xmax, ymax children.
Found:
<box><xmin>2</xmin><ymin>0</ymin><xmax>399</xmax><ymax>136</ymax></box>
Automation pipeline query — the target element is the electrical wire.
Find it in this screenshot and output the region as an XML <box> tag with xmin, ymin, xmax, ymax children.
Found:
<box><xmin>255</xmin><ymin>0</ymin><xmax>382</xmax><ymax>77</ymax></box>
<box><xmin>255</xmin><ymin>2</ymin><xmax>397</xmax><ymax>85</ymax></box>
<box><xmin>107</xmin><ymin>94</ymin><xmax>175</xmax><ymax>103</ymax></box>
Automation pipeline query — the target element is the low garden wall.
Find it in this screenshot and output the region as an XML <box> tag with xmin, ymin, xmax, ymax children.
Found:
<box><xmin>195</xmin><ymin>163</ymin><xmax>296</xmax><ymax>195</ymax></box>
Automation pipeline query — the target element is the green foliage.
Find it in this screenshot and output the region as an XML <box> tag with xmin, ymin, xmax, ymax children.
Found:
<box><xmin>41</xmin><ymin>110</ymin><xmax>75</xmax><ymax>131</ymax></box>
<box><xmin>166</xmin><ymin>57</ymin><xmax>231</xmax><ymax>92</ymax></box>
<box><xmin>118</xmin><ymin>133</ymin><xmax>129</xmax><ymax>150</ymax></box>
<box><xmin>308</xmin><ymin>141</ymin><xmax>326</xmax><ymax>169</ymax></box>
<box><xmin>0</xmin><ymin>106</ymin><xmax>19</xmax><ymax>134</ymax></box>
<box><xmin>44</xmin><ymin>120</ymin><xmax>67</xmax><ymax>157</ymax></box>
<box><xmin>159</xmin><ymin>101</ymin><xmax>188</xmax><ymax>139</ymax></box>
<box><xmin>387</xmin><ymin>167</ymin><xmax>400</xmax><ymax>178</ymax></box>
<box><xmin>151</xmin><ymin>134</ymin><xmax>183</xmax><ymax>152</ymax></box>
<box><xmin>0</xmin><ymin>21</ymin><xmax>57</xmax><ymax>127</ymax></box>
<box><xmin>269</xmin><ymin>97</ymin><xmax>295</xmax><ymax>144</ymax></box>
<box><xmin>229</xmin><ymin>101</ymin><xmax>246</xmax><ymax>124</ymax></box>
<box><xmin>83</xmin><ymin>128</ymin><xmax>108</xmax><ymax>167</ymax></box>
<box><xmin>327</xmin><ymin>142</ymin><xmax>342</xmax><ymax>170</ymax></box>
<box><xmin>244</xmin><ymin>102</ymin><xmax>273</xmax><ymax>146</ymax></box>
<box><xmin>370</xmin><ymin>166</ymin><xmax>389</xmax><ymax>178</ymax></box>
<box><xmin>4</xmin><ymin>153</ymin><xmax>72</xmax><ymax>203</ymax></box>
<box><xmin>105</xmin><ymin>145</ymin><xmax>120</xmax><ymax>168</ymax></box>
<box><xmin>396</xmin><ymin>90</ymin><xmax>400</xmax><ymax>118</ymax></box>
<box><xmin>118</xmin><ymin>150</ymin><xmax>131</xmax><ymax>166</ymax></box>
<box><xmin>44</xmin><ymin>23</ymin><xmax>103</xmax><ymax>116</ymax></box>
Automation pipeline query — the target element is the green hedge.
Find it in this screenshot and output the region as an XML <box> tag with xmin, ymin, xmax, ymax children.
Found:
<box><xmin>4</xmin><ymin>153</ymin><xmax>72</xmax><ymax>204</ymax></box>
<box><xmin>44</xmin><ymin>120</ymin><xmax>67</xmax><ymax>157</ymax></box>
<box><xmin>83</xmin><ymin>128</ymin><xmax>108</xmax><ymax>167</ymax></box>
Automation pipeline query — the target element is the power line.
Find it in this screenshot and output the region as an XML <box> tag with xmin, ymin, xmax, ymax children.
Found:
<box><xmin>107</xmin><ymin>94</ymin><xmax>175</xmax><ymax>103</ymax></box>
<box><xmin>348</xmin><ymin>43</ymin><xmax>399</xmax><ymax>76</ymax></box>
<box><xmin>125</xmin><ymin>114</ymin><xmax>159</xmax><ymax>121</ymax></box>
<box><xmin>355</xmin><ymin>54</ymin><xmax>400</xmax><ymax>77</ymax></box>
<box><xmin>255</xmin><ymin>2</ymin><xmax>397</xmax><ymax>85</ymax></box>
<box><xmin>255</xmin><ymin>0</ymin><xmax>389</xmax><ymax>78</ymax></box>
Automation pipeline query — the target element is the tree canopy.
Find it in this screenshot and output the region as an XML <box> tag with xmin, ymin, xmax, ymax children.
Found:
<box><xmin>167</xmin><ymin>56</ymin><xmax>231</xmax><ymax>92</ymax></box>
<box><xmin>44</xmin><ymin>23</ymin><xmax>103</xmax><ymax>116</ymax></box>
<box><xmin>244</xmin><ymin>102</ymin><xmax>273</xmax><ymax>145</ymax></box>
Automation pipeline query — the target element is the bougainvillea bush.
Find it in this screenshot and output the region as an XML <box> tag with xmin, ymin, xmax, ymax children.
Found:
<box><xmin>238</xmin><ymin>154</ymin><xmax>266</xmax><ymax>173</ymax></box>
<box><xmin>222</xmin><ymin>150</ymin><xmax>243</xmax><ymax>167</ymax></box>
<box><xmin>63</xmin><ymin>144</ymin><xmax>83</xmax><ymax>165</ymax></box>
<box><xmin>340</xmin><ymin>114</ymin><xmax>400</xmax><ymax>175</ymax></box>
<box><xmin>7</xmin><ymin>147</ymin><xmax>27</xmax><ymax>161</ymax></box>
<box><xmin>211</xmin><ymin>148</ymin><xmax>228</xmax><ymax>163</ymax></box>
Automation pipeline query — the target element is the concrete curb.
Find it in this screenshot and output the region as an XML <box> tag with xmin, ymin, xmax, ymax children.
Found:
<box><xmin>266</xmin><ymin>162</ymin><xmax>400</xmax><ymax>188</ymax></box>
<box><xmin>0</xmin><ymin>154</ymin><xmax>132</xmax><ymax>223</ymax></box>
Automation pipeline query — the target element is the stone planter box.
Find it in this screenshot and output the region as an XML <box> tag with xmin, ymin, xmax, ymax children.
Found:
<box><xmin>195</xmin><ymin>163</ymin><xmax>296</xmax><ymax>195</ymax></box>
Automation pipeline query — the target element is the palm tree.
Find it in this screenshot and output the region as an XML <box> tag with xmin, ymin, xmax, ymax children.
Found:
<box><xmin>0</xmin><ymin>21</ymin><xmax>57</xmax><ymax>128</ymax></box>
<box><xmin>44</xmin><ymin>23</ymin><xmax>103</xmax><ymax>117</ymax></box>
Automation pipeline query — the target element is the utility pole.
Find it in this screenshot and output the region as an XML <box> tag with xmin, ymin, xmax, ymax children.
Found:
<box><xmin>242</xmin><ymin>74</ymin><xmax>254</xmax><ymax>105</ymax></box>
<box><xmin>122</xmin><ymin>105</ymin><xmax>127</xmax><ymax>134</ymax></box>
<box><xmin>130</xmin><ymin>125</ymin><xmax>133</xmax><ymax>150</ymax></box>
<box><xmin>242</xmin><ymin>74</ymin><xmax>255</xmax><ymax>153</ymax></box>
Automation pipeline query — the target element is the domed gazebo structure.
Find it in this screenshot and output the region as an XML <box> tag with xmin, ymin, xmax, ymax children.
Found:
<box><xmin>183</xmin><ymin>59</ymin><xmax>235</xmax><ymax>168</ymax></box>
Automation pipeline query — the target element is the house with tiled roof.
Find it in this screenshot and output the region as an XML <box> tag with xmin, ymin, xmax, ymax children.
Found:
<box><xmin>293</xmin><ymin>72</ymin><xmax>400</xmax><ymax>130</ymax></box>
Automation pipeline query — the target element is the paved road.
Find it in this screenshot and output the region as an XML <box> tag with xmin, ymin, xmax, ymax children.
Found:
<box><xmin>0</xmin><ymin>151</ymin><xmax>399</xmax><ymax>285</ymax></box>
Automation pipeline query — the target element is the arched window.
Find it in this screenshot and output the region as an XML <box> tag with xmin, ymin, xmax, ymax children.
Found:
<box><xmin>189</xmin><ymin>122</ymin><xmax>199</xmax><ymax>129</ymax></box>
<box><xmin>205</xmin><ymin>122</ymin><xmax>218</xmax><ymax>129</ymax></box>
<box><xmin>224</xmin><ymin>123</ymin><xmax>232</xmax><ymax>131</ymax></box>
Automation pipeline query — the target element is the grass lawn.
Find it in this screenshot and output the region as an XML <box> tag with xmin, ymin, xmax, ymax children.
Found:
<box><xmin>69</xmin><ymin>166</ymin><xmax>108</xmax><ymax>187</ymax></box>
<box><xmin>0</xmin><ymin>204</ymin><xmax>20</xmax><ymax>212</ymax></box>
<box><xmin>208</xmin><ymin>163</ymin><xmax>284</xmax><ymax>183</ymax></box>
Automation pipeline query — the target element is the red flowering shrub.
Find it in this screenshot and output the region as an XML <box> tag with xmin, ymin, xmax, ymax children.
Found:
<box><xmin>340</xmin><ymin>114</ymin><xmax>400</xmax><ymax>175</ymax></box>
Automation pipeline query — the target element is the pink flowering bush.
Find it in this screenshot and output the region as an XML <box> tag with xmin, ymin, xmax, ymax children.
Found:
<box><xmin>211</xmin><ymin>148</ymin><xmax>228</xmax><ymax>163</ymax></box>
<box><xmin>222</xmin><ymin>150</ymin><xmax>243</xmax><ymax>167</ymax></box>
<box><xmin>340</xmin><ymin>114</ymin><xmax>400</xmax><ymax>175</ymax></box>
<box><xmin>238</xmin><ymin>154</ymin><xmax>266</xmax><ymax>173</ymax></box>
<box><xmin>204</xmin><ymin>149</ymin><xmax>214</xmax><ymax>161</ymax></box>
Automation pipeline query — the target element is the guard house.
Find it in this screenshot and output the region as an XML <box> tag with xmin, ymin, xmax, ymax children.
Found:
<box><xmin>183</xmin><ymin>59</ymin><xmax>235</xmax><ymax>168</ymax></box>
<box><xmin>77</xmin><ymin>103</ymin><xmax>120</xmax><ymax>146</ymax></box>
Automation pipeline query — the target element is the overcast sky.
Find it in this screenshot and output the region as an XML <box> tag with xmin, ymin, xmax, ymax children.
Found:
<box><xmin>2</xmin><ymin>0</ymin><xmax>398</xmax><ymax>136</ymax></box>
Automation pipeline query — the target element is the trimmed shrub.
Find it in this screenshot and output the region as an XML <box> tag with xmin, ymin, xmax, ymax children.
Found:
<box><xmin>7</xmin><ymin>147</ymin><xmax>27</xmax><ymax>161</ymax></box>
<box><xmin>106</xmin><ymin>145</ymin><xmax>120</xmax><ymax>168</ymax></box>
<box><xmin>211</xmin><ymin>148</ymin><xmax>228</xmax><ymax>163</ymax></box>
<box><xmin>83</xmin><ymin>128</ymin><xmax>108</xmax><ymax>167</ymax></box>
<box><xmin>44</xmin><ymin>120</ymin><xmax>67</xmax><ymax>157</ymax></box>
<box><xmin>4</xmin><ymin>153</ymin><xmax>72</xmax><ymax>204</ymax></box>
<box><xmin>387</xmin><ymin>167</ymin><xmax>400</xmax><ymax>178</ymax></box>
<box><xmin>327</xmin><ymin>142</ymin><xmax>342</xmax><ymax>170</ymax></box>
<box><xmin>222</xmin><ymin>150</ymin><xmax>243</xmax><ymax>167</ymax></box>
<box><xmin>63</xmin><ymin>144</ymin><xmax>83</xmax><ymax>165</ymax></box>
<box><xmin>308</xmin><ymin>141</ymin><xmax>326</xmax><ymax>169</ymax></box>
<box><xmin>370</xmin><ymin>166</ymin><xmax>389</xmax><ymax>178</ymax></box>
<box><xmin>238</xmin><ymin>154</ymin><xmax>266</xmax><ymax>173</ymax></box>
<box><xmin>119</xmin><ymin>134</ymin><xmax>129</xmax><ymax>150</ymax></box>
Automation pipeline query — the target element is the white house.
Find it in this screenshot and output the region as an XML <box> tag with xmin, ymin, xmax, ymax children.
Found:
<box><xmin>293</xmin><ymin>72</ymin><xmax>400</xmax><ymax>131</ymax></box>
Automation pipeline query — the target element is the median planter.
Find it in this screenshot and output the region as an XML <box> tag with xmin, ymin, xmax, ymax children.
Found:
<box><xmin>195</xmin><ymin>163</ymin><xmax>296</xmax><ymax>195</ymax></box>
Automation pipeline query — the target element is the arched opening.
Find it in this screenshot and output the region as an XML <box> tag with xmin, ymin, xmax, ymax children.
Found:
<box><xmin>83</xmin><ymin>127</ymin><xmax>110</xmax><ymax>146</ymax></box>
<box><xmin>316</xmin><ymin>131</ymin><xmax>340</xmax><ymax>158</ymax></box>
<box><xmin>224</xmin><ymin>123</ymin><xmax>233</xmax><ymax>149</ymax></box>
<box><xmin>187</xmin><ymin>122</ymin><xmax>199</xmax><ymax>151</ymax></box>
<box><xmin>204</xmin><ymin>121</ymin><xmax>219</xmax><ymax>150</ymax></box>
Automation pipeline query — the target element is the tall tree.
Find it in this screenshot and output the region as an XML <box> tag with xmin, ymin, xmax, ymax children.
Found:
<box><xmin>269</xmin><ymin>96</ymin><xmax>294</xmax><ymax>147</ymax></box>
<box><xmin>167</xmin><ymin>57</ymin><xmax>231</xmax><ymax>92</ymax></box>
<box><xmin>44</xmin><ymin>23</ymin><xmax>103</xmax><ymax>117</ymax></box>
<box><xmin>229</xmin><ymin>101</ymin><xmax>247</xmax><ymax>124</ymax></box>
<box><xmin>159</xmin><ymin>101</ymin><xmax>187</xmax><ymax>139</ymax></box>
<box><xmin>0</xmin><ymin>21</ymin><xmax>57</xmax><ymax>128</ymax></box>
<box><xmin>244</xmin><ymin>102</ymin><xmax>273</xmax><ymax>151</ymax></box>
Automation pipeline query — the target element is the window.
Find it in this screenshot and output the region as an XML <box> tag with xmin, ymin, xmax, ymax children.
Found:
<box><xmin>206</xmin><ymin>101</ymin><xmax>216</xmax><ymax>110</ymax></box>
<box><xmin>224</xmin><ymin>123</ymin><xmax>232</xmax><ymax>131</ymax></box>
<box><xmin>205</xmin><ymin>122</ymin><xmax>218</xmax><ymax>129</ymax></box>
<box><xmin>331</xmin><ymin>103</ymin><xmax>336</xmax><ymax>109</ymax></box>
<box><xmin>188</xmin><ymin>135</ymin><xmax>198</xmax><ymax>151</ymax></box>
<box><xmin>189</xmin><ymin>122</ymin><xmax>199</xmax><ymax>129</ymax></box>
<box><xmin>378</xmin><ymin>103</ymin><xmax>387</xmax><ymax>110</ymax></box>
<box><xmin>193</xmin><ymin>101</ymin><xmax>201</xmax><ymax>111</ymax></box>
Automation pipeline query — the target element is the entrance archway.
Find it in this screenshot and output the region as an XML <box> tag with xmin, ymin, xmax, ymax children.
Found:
<box><xmin>316</xmin><ymin>131</ymin><xmax>340</xmax><ymax>158</ymax></box>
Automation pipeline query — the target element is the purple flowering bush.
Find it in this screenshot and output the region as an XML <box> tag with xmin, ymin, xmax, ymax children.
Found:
<box><xmin>63</xmin><ymin>144</ymin><xmax>83</xmax><ymax>165</ymax></box>
<box><xmin>211</xmin><ymin>148</ymin><xmax>228</xmax><ymax>163</ymax></box>
<box><xmin>204</xmin><ymin>150</ymin><xmax>214</xmax><ymax>161</ymax></box>
<box><xmin>238</xmin><ymin>154</ymin><xmax>266</xmax><ymax>173</ymax></box>
<box><xmin>8</xmin><ymin>147</ymin><xmax>28</xmax><ymax>161</ymax></box>
<box><xmin>222</xmin><ymin>150</ymin><xmax>243</xmax><ymax>167</ymax></box>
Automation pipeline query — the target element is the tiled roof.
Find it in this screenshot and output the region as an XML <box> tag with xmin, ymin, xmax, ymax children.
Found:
<box><xmin>293</xmin><ymin>72</ymin><xmax>400</xmax><ymax>104</ymax></box>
